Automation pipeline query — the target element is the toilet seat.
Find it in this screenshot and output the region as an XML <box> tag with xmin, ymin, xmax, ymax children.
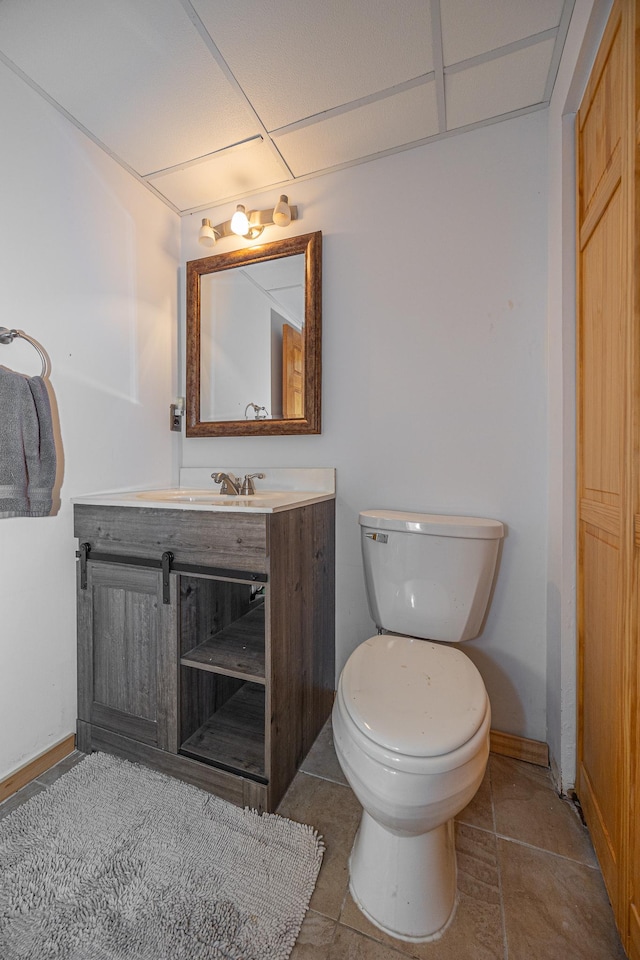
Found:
<box><xmin>340</xmin><ymin>634</ymin><xmax>489</xmax><ymax>760</ymax></box>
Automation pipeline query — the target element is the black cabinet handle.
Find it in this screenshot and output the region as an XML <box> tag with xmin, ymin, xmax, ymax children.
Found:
<box><xmin>161</xmin><ymin>551</ymin><xmax>174</xmax><ymax>604</ymax></box>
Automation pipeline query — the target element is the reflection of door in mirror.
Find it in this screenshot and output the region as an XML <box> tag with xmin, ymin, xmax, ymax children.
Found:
<box><xmin>283</xmin><ymin>323</ymin><xmax>304</xmax><ymax>418</ymax></box>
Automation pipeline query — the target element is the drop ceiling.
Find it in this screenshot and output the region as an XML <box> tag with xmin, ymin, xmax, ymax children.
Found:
<box><xmin>0</xmin><ymin>0</ymin><xmax>575</xmax><ymax>215</ymax></box>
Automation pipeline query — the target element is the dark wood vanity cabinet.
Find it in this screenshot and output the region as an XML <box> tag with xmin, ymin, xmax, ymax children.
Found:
<box><xmin>74</xmin><ymin>500</ymin><xmax>335</xmax><ymax>812</ymax></box>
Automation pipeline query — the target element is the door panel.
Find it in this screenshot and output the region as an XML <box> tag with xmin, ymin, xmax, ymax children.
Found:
<box><xmin>581</xmin><ymin>187</ymin><xmax>624</xmax><ymax>503</ymax></box>
<box><xmin>579</xmin><ymin>526</ymin><xmax>623</xmax><ymax>903</ymax></box>
<box><xmin>77</xmin><ymin>562</ymin><xmax>177</xmax><ymax>751</ymax></box>
<box><xmin>92</xmin><ymin>566</ymin><xmax>159</xmax><ymax>720</ymax></box>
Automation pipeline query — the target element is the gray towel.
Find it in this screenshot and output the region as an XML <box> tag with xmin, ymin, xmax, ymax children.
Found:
<box><xmin>0</xmin><ymin>366</ymin><xmax>57</xmax><ymax>518</ymax></box>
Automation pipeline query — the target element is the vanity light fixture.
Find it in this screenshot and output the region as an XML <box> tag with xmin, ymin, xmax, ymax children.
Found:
<box><xmin>198</xmin><ymin>195</ymin><xmax>298</xmax><ymax>247</ymax></box>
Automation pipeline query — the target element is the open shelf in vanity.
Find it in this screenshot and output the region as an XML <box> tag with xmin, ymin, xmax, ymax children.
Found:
<box><xmin>179</xmin><ymin>577</ymin><xmax>267</xmax><ymax>781</ymax></box>
<box><xmin>180</xmin><ymin>682</ymin><xmax>265</xmax><ymax>779</ymax></box>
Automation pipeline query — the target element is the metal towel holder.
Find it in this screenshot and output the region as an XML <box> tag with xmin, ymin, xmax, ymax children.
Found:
<box><xmin>0</xmin><ymin>327</ymin><xmax>49</xmax><ymax>378</ymax></box>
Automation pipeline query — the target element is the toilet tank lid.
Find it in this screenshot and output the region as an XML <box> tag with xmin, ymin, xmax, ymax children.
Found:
<box><xmin>359</xmin><ymin>509</ymin><xmax>504</xmax><ymax>539</ymax></box>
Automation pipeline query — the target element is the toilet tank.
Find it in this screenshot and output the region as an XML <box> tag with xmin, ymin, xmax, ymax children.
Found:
<box><xmin>359</xmin><ymin>510</ymin><xmax>504</xmax><ymax>643</ymax></box>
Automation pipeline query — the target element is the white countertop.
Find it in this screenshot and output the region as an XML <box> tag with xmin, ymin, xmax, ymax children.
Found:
<box><xmin>72</xmin><ymin>488</ymin><xmax>334</xmax><ymax>514</ymax></box>
<box><xmin>72</xmin><ymin>468</ymin><xmax>336</xmax><ymax>514</ymax></box>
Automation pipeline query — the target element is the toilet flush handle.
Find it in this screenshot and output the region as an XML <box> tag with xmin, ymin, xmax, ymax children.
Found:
<box><xmin>365</xmin><ymin>532</ymin><xmax>388</xmax><ymax>543</ymax></box>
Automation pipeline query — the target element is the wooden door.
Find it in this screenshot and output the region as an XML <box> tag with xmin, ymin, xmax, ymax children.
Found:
<box><xmin>282</xmin><ymin>322</ymin><xmax>304</xmax><ymax>418</ymax></box>
<box><xmin>77</xmin><ymin>562</ymin><xmax>178</xmax><ymax>752</ymax></box>
<box><xmin>576</xmin><ymin>1</ymin><xmax>639</xmax><ymax>954</ymax></box>
<box><xmin>632</xmin><ymin>562</ymin><xmax>640</xmax><ymax>959</ymax></box>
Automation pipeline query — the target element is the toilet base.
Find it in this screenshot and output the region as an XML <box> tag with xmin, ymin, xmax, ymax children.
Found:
<box><xmin>349</xmin><ymin>811</ymin><xmax>458</xmax><ymax>942</ymax></box>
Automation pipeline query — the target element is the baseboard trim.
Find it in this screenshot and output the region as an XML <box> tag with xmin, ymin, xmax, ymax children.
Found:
<box><xmin>490</xmin><ymin>729</ymin><xmax>549</xmax><ymax>767</ymax></box>
<box><xmin>0</xmin><ymin>734</ymin><xmax>76</xmax><ymax>804</ymax></box>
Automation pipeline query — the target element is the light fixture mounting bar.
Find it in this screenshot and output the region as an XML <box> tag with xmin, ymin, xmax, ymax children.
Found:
<box><xmin>210</xmin><ymin>205</ymin><xmax>298</xmax><ymax>237</ymax></box>
<box><xmin>250</xmin><ymin>205</ymin><xmax>298</xmax><ymax>227</ymax></box>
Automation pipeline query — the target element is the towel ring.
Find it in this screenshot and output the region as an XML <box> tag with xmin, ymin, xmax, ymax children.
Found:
<box><xmin>0</xmin><ymin>327</ymin><xmax>49</xmax><ymax>378</ymax></box>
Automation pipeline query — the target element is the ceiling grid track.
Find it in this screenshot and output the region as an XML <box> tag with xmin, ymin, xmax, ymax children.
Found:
<box><xmin>444</xmin><ymin>28</ymin><xmax>559</xmax><ymax>76</ymax></box>
<box><xmin>543</xmin><ymin>0</ymin><xmax>577</xmax><ymax>103</ymax></box>
<box><xmin>269</xmin><ymin>73</ymin><xmax>437</xmax><ymax>138</ymax></box>
<box><xmin>177</xmin><ymin>0</ymin><xmax>295</xmax><ymax>181</ymax></box>
<box><xmin>430</xmin><ymin>0</ymin><xmax>448</xmax><ymax>135</ymax></box>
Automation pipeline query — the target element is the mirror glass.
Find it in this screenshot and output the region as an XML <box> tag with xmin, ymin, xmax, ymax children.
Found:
<box><xmin>200</xmin><ymin>254</ymin><xmax>304</xmax><ymax>422</ymax></box>
<box><xmin>186</xmin><ymin>232</ymin><xmax>321</xmax><ymax>437</ymax></box>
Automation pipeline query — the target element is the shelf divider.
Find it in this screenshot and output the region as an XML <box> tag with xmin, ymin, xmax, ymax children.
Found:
<box><xmin>181</xmin><ymin>603</ymin><xmax>265</xmax><ymax>683</ymax></box>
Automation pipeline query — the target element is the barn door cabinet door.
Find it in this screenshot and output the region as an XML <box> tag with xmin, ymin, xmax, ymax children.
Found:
<box><xmin>76</xmin><ymin>561</ymin><xmax>178</xmax><ymax>754</ymax></box>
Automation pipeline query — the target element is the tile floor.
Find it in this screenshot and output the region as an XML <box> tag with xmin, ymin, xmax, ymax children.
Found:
<box><xmin>0</xmin><ymin>725</ymin><xmax>627</xmax><ymax>960</ymax></box>
<box><xmin>283</xmin><ymin>721</ymin><xmax>627</xmax><ymax>960</ymax></box>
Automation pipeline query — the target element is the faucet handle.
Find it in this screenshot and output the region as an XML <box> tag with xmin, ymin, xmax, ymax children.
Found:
<box><xmin>241</xmin><ymin>473</ymin><xmax>265</xmax><ymax>496</ymax></box>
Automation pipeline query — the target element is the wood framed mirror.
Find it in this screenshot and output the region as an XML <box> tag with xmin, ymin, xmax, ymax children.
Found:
<box><xmin>186</xmin><ymin>231</ymin><xmax>322</xmax><ymax>437</ymax></box>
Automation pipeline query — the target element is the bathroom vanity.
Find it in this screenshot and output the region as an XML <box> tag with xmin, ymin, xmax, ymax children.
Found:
<box><xmin>73</xmin><ymin>471</ymin><xmax>335</xmax><ymax>813</ymax></box>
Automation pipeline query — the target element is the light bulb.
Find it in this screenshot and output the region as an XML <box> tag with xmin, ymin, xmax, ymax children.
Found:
<box><xmin>198</xmin><ymin>218</ymin><xmax>216</xmax><ymax>247</ymax></box>
<box><xmin>273</xmin><ymin>195</ymin><xmax>291</xmax><ymax>227</ymax></box>
<box><xmin>230</xmin><ymin>204</ymin><xmax>249</xmax><ymax>236</ymax></box>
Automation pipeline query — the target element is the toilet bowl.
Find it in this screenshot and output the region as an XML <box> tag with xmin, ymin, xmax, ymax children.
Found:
<box><xmin>333</xmin><ymin>634</ymin><xmax>491</xmax><ymax>941</ymax></box>
<box><xmin>333</xmin><ymin>509</ymin><xmax>503</xmax><ymax>942</ymax></box>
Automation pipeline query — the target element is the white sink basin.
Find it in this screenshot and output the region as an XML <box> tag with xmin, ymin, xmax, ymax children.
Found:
<box><xmin>134</xmin><ymin>489</ymin><xmax>283</xmax><ymax>504</ymax></box>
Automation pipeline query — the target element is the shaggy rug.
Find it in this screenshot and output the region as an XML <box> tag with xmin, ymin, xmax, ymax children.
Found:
<box><xmin>0</xmin><ymin>752</ymin><xmax>324</xmax><ymax>960</ymax></box>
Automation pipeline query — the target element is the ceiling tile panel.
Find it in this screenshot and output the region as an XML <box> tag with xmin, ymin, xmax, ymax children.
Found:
<box><xmin>0</xmin><ymin>0</ymin><xmax>260</xmax><ymax>174</ymax></box>
<box><xmin>445</xmin><ymin>38</ymin><xmax>556</xmax><ymax>131</ymax></box>
<box><xmin>191</xmin><ymin>0</ymin><xmax>434</xmax><ymax>130</ymax></box>
<box><xmin>147</xmin><ymin>140</ymin><xmax>287</xmax><ymax>212</ymax></box>
<box><xmin>440</xmin><ymin>0</ymin><xmax>564</xmax><ymax>66</ymax></box>
<box><xmin>273</xmin><ymin>82</ymin><xmax>439</xmax><ymax>176</ymax></box>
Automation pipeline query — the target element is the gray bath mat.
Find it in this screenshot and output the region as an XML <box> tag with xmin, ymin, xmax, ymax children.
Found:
<box><xmin>0</xmin><ymin>752</ymin><xmax>323</xmax><ymax>960</ymax></box>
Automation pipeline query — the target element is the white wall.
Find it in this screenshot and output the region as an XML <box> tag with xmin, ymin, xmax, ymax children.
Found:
<box><xmin>181</xmin><ymin>111</ymin><xmax>550</xmax><ymax>742</ymax></box>
<box><xmin>0</xmin><ymin>62</ymin><xmax>180</xmax><ymax>780</ymax></box>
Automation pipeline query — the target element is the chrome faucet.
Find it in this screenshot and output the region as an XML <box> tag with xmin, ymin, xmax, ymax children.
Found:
<box><xmin>211</xmin><ymin>472</ymin><xmax>241</xmax><ymax>495</ymax></box>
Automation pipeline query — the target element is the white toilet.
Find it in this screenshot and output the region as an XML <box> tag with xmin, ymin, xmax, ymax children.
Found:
<box><xmin>332</xmin><ymin>508</ymin><xmax>504</xmax><ymax>942</ymax></box>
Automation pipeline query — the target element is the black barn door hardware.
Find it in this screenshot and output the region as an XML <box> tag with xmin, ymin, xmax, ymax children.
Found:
<box><xmin>77</xmin><ymin>542</ymin><xmax>267</xmax><ymax>603</ymax></box>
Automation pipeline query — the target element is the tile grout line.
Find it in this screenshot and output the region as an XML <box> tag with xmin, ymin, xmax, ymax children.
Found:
<box><xmin>326</xmin><ymin>911</ymin><xmax>340</xmax><ymax>955</ymax></box>
<box><xmin>298</xmin><ymin>768</ymin><xmax>349</xmax><ymax>788</ymax></box>
<box><xmin>457</xmin><ymin>814</ymin><xmax>600</xmax><ymax>870</ymax></box>
<box><xmin>494</xmin><ymin>832</ymin><xmax>601</xmax><ymax>869</ymax></box>
<box><xmin>335</xmin><ymin>915</ymin><xmax>417</xmax><ymax>959</ymax></box>
<box><xmin>488</xmin><ymin>765</ymin><xmax>510</xmax><ymax>960</ymax></box>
